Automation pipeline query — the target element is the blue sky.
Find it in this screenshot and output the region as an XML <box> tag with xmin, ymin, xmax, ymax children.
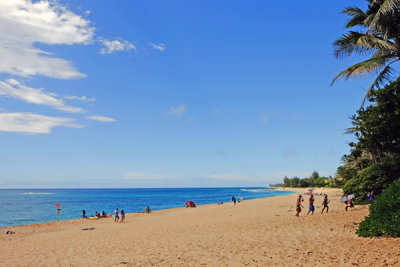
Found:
<box><xmin>0</xmin><ymin>0</ymin><xmax>373</xmax><ymax>188</ymax></box>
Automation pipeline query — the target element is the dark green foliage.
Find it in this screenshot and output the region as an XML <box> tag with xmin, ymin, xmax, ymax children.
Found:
<box><xmin>280</xmin><ymin>171</ymin><xmax>339</xmax><ymax>188</ymax></box>
<box><xmin>338</xmin><ymin>79</ymin><xmax>400</xmax><ymax>202</ymax></box>
<box><xmin>342</xmin><ymin>161</ymin><xmax>400</xmax><ymax>203</ymax></box>
<box><xmin>357</xmin><ymin>178</ymin><xmax>400</xmax><ymax>237</ymax></box>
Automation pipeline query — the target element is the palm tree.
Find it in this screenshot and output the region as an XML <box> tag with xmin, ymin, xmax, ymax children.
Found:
<box><xmin>331</xmin><ymin>0</ymin><xmax>400</xmax><ymax>110</ymax></box>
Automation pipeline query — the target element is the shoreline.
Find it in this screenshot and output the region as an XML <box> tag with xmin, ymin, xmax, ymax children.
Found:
<box><xmin>1</xmin><ymin>189</ymin><xmax>298</xmax><ymax>230</ymax></box>
<box><xmin>2</xmin><ymin>187</ymin><xmax>400</xmax><ymax>266</ymax></box>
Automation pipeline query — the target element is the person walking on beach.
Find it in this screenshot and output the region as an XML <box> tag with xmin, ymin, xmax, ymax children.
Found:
<box><xmin>232</xmin><ymin>196</ymin><xmax>237</xmax><ymax>205</ymax></box>
<box><xmin>82</xmin><ymin>210</ymin><xmax>86</xmax><ymax>218</ymax></box>
<box><xmin>307</xmin><ymin>193</ymin><xmax>315</xmax><ymax>215</ymax></box>
<box><xmin>114</xmin><ymin>208</ymin><xmax>119</xmax><ymax>222</ymax></box>
<box><xmin>296</xmin><ymin>195</ymin><xmax>303</xmax><ymax>217</ymax></box>
<box><xmin>321</xmin><ymin>195</ymin><xmax>329</xmax><ymax>213</ymax></box>
<box><xmin>120</xmin><ymin>209</ymin><xmax>125</xmax><ymax>223</ymax></box>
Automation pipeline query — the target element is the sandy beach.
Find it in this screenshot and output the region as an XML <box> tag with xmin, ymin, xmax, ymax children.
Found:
<box><xmin>1</xmin><ymin>188</ymin><xmax>399</xmax><ymax>266</ymax></box>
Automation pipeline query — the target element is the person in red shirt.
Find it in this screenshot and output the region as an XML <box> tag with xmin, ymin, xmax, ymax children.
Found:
<box><xmin>295</xmin><ymin>195</ymin><xmax>303</xmax><ymax>217</ymax></box>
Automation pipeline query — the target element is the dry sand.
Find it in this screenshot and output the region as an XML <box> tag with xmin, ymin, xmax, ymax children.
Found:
<box><xmin>1</xmin><ymin>188</ymin><xmax>399</xmax><ymax>266</ymax></box>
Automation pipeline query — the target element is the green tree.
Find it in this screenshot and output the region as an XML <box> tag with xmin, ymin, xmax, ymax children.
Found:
<box><xmin>283</xmin><ymin>176</ymin><xmax>290</xmax><ymax>187</ymax></box>
<box><xmin>332</xmin><ymin>0</ymin><xmax>400</xmax><ymax>109</ymax></box>
<box><xmin>357</xmin><ymin>178</ymin><xmax>400</xmax><ymax>237</ymax></box>
<box><xmin>338</xmin><ymin>79</ymin><xmax>400</xmax><ymax>201</ymax></box>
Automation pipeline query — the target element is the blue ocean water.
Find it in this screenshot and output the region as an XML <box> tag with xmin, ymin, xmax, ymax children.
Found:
<box><xmin>0</xmin><ymin>188</ymin><xmax>294</xmax><ymax>228</ymax></box>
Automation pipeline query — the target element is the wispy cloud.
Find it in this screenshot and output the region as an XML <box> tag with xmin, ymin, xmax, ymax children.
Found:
<box><xmin>124</xmin><ymin>171</ymin><xmax>171</xmax><ymax>180</ymax></box>
<box><xmin>282</xmin><ymin>146</ymin><xmax>297</xmax><ymax>157</ymax></box>
<box><xmin>149</xmin><ymin>42</ymin><xmax>166</xmax><ymax>51</ymax></box>
<box><xmin>292</xmin><ymin>112</ymin><xmax>304</xmax><ymax>119</ymax></box>
<box><xmin>217</xmin><ymin>151</ymin><xmax>226</xmax><ymax>155</ymax></box>
<box><xmin>0</xmin><ymin>0</ymin><xmax>93</xmax><ymax>79</ymax></box>
<box><xmin>86</xmin><ymin>115</ymin><xmax>116</xmax><ymax>122</ymax></box>
<box><xmin>0</xmin><ymin>112</ymin><xmax>82</xmax><ymax>134</ymax></box>
<box><xmin>64</xmin><ymin>95</ymin><xmax>96</xmax><ymax>103</ymax></box>
<box><xmin>261</xmin><ymin>112</ymin><xmax>276</xmax><ymax>124</ymax></box>
<box><xmin>167</xmin><ymin>104</ymin><xmax>187</xmax><ymax>116</ymax></box>
<box><xmin>0</xmin><ymin>79</ymin><xmax>84</xmax><ymax>113</ymax></box>
<box><xmin>205</xmin><ymin>173</ymin><xmax>268</xmax><ymax>182</ymax></box>
<box><xmin>100</xmin><ymin>39</ymin><xmax>136</xmax><ymax>54</ymax></box>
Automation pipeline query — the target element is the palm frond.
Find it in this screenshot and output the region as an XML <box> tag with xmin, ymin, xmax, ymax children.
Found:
<box><xmin>342</xmin><ymin>6</ymin><xmax>368</xmax><ymax>28</ymax></box>
<box><xmin>369</xmin><ymin>0</ymin><xmax>400</xmax><ymax>31</ymax></box>
<box><xmin>334</xmin><ymin>32</ymin><xmax>375</xmax><ymax>58</ymax></box>
<box><xmin>359</xmin><ymin>59</ymin><xmax>399</xmax><ymax>110</ymax></box>
<box><xmin>331</xmin><ymin>55</ymin><xmax>394</xmax><ymax>86</ymax></box>
<box><xmin>357</xmin><ymin>34</ymin><xmax>396</xmax><ymax>51</ymax></box>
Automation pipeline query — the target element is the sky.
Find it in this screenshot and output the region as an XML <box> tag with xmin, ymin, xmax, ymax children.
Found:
<box><xmin>0</xmin><ymin>0</ymin><xmax>373</xmax><ymax>188</ymax></box>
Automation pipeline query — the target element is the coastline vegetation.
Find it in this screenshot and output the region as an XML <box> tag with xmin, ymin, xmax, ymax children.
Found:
<box><xmin>333</xmin><ymin>0</ymin><xmax>400</xmax><ymax>237</ymax></box>
<box><xmin>270</xmin><ymin>171</ymin><xmax>340</xmax><ymax>188</ymax></box>
<box><xmin>275</xmin><ymin>0</ymin><xmax>400</xmax><ymax>238</ymax></box>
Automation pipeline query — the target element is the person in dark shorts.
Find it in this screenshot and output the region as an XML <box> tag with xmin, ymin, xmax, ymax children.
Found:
<box><xmin>82</xmin><ymin>210</ymin><xmax>86</xmax><ymax>218</ymax></box>
<box><xmin>307</xmin><ymin>194</ymin><xmax>315</xmax><ymax>215</ymax></box>
<box><xmin>114</xmin><ymin>208</ymin><xmax>119</xmax><ymax>222</ymax></box>
<box><xmin>321</xmin><ymin>194</ymin><xmax>329</xmax><ymax>213</ymax></box>
<box><xmin>296</xmin><ymin>195</ymin><xmax>303</xmax><ymax>217</ymax></box>
<box><xmin>232</xmin><ymin>196</ymin><xmax>237</xmax><ymax>205</ymax></box>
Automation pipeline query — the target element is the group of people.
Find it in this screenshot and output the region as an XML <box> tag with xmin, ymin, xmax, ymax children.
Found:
<box><xmin>114</xmin><ymin>208</ymin><xmax>125</xmax><ymax>223</ymax></box>
<box><xmin>296</xmin><ymin>193</ymin><xmax>329</xmax><ymax>217</ymax></box>
<box><xmin>81</xmin><ymin>206</ymin><xmax>152</xmax><ymax>222</ymax></box>
<box><xmin>231</xmin><ymin>196</ymin><xmax>243</xmax><ymax>205</ymax></box>
<box><xmin>82</xmin><ymin>210</ymin><xmax>109</xmax><ymax>218</ymax></box>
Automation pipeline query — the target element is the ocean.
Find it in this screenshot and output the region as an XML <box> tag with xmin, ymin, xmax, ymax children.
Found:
<box><xmin>0</xmin><ymin>188</ymin><xmax>294</xmax><ymax>228</ymax></box>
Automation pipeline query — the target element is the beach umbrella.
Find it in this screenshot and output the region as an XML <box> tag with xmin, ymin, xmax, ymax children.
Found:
<box><xmin>340</xmin><ymin>194</ymin><xmax>355</xmax><ymax>203</ymax></box>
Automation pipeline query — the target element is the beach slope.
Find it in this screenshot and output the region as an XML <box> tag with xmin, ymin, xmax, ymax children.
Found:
<box><xmin>1</xmin><ymin>188</ymin><xmax>399</xmax><ymax>266</ymax></box>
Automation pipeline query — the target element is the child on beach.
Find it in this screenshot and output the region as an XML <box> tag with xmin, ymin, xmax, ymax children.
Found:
<box><xmin>321</xmin><ymin>195</ymin><xmax>329</xmax><ymax>213</ymax></box>
<box><xmin>114</xmin><ymin>208</ymin><xmax>119</xmax><ymax>222</ymax></box>
<box><xmin>120</xmin><ymin>210</ymin><xmax>125</xmax><ymax>223</ymax></box>
<box><xmin>296</xmin><ymin>195</ymin><xmax>303</xmax><ymax>217</ymax></box>
<box><xmin>307</xmin><ymin>194</ymin><xmax>315</xmax><ymax>215</ymax></box>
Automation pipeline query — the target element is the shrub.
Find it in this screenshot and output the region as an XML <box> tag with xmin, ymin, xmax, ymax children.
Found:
<box><xmin>357</xmin><ymin>178</ymin><xmax>400</xmax><ymax>237</ymax></box>
<box><xmin>342</xmin><ymin>161</ymin><xmax>400</xmax><ymax>203</ymax></box>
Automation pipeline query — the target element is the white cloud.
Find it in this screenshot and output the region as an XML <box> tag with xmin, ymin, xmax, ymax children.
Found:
<box><xmin>167</xmin><ymin>104</ymin><xmax>187</xmax><ymax>116</ymax></box>
<box><xmin>100</xmin><ymin>39</ymin><xmax>136</xmax><ymax>54</ymax></box>
<box><xmin>0</xmin><ymin>0</ymin><xmax>94</xmax><ymax>79</ymax></box>
<box><xmin>86</xmin><ymin>115</ymin><xmax>116</xmax><ymax>122</ymax></box>
<box><xmin>64</xmin><ymin>95</ymin><xmax>96</xmax><ymax>103</ymax></box>
<box><xmin>0</xmin><ymin>112</ymin><xmax>82</xmax><ymax>134</ymax></box>
<box><xmin>282</xmin><ymin>146</ymin><xmax>297</xmax><ymax>157</ymax></box>
<box><xmin>205</xmin><ymin>173</ymin><xmax>269</xmax><ymax>182</ymax></box>
<box><xmin>124</xmin><ymin>171</ymin><xmax>171</xmax><ymax>180</ymax></box>
<box><xmin>0</xmin><ymin>79</ymin><xmax>84</xmax><ymax>113</ymax></box>
<box><xmin>262</xmin><ymin>112</ymin><xmax>276</xmax><ymax>124</ymax></box>
<box><xmin>149</xmin><ymin>42</ymin><xmax>166</xmax><ymax>51</ymax></box>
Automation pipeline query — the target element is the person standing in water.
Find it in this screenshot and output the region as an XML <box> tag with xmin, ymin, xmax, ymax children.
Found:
<box><xmin>307</xmin><ymin>193</ymin><xmax>315</xmax><ymax>215</ymax></box>
<box><xmin>295</xmin><ymin>195</ymin><xmax>303</xmax><ymax>217</ymax></box>
<box><xmin>321</xmin><ymin>195</ymin><xmax>329</xmax><ymax>213</ymax></box>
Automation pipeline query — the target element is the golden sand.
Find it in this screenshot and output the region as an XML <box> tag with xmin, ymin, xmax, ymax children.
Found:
<box><xmin>1</xmin><ymin>188</ymin><xmax>399</xmax><ymax>266</ymax></box>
